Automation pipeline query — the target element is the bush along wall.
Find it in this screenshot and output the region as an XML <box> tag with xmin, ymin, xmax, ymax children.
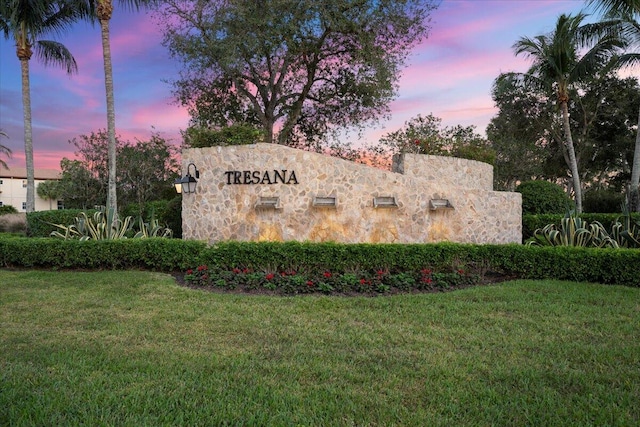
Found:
<box><xmin>183</xmin><ymin>242</ymin><xmax>640</xmax><ymax>292</ymax></box>
<box><xmin>1</xmin><ymin>238</ymin><xmax>638</xmax><ymax>292</ymax></box>
<box><xmin>0</xmin><ymin>236</ymin><xmax>205</xmax><ymax>271</ymax></box>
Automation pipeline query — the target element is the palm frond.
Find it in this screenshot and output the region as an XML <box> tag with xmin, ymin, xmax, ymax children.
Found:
<box><xmin>42</xmin><ymin>0</ymin><xmax>95</xmax><ymax>34</ymax></box>
<box><xmin>616</xmin><ymin>50</ymin><xmax>640</xmax><ymax>67</ymax></box>
<box><xmin>586</xmin><ymin>0</ymin><xmax>640</xmax><ymax>18</ymax></box>
<box><xmin>34</xmin><ymin>40</ymin><xmax>78</xmax><ymax>74</ymax></box>
<box><xmin>495</xmin><ymin>71</ymin><xmax>549</xmax><ymax>95</ymax></box>
<box><xmin>571</xmin><ymin>33</ymin><xmax>625</xmax><ymax>80</ymax></box>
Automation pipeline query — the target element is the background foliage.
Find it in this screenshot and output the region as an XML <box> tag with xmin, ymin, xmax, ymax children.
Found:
<box><xmin>158</xmin><ymin>0</ymin><xmax>437</xmax><ymax>150</ymax></box>
<box><xmin>516</xmin><ymin>180</ymin><xmax>573</xmax><ymax>215</ymax></box>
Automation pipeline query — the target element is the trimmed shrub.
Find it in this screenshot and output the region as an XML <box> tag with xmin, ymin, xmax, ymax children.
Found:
<box><xmin>26</xmin><ymin>209</ymin><xmax>98</xmax><ymax>237</ymax></box>
<box><xmin>516</xmin><ymin>180</ymin><xmax>572</xmax><ymax>215</ymax></box>
<box><xmin>196</xmin><ymin>241</ymin><xmax>484</xmax><ymax>275</ymax></box>
<box><xmin>0</xmin><ymin>205</ymin><xmax>18</xmax><ymax>215</ymax></box>
<box><xmin>583</xmin><ymin>189</ymin><xmax>625</xmax><ymax>213</ymax></box>
<box><xmin>1</xmin><ymin>238</ymin><xmax>638</xmax><ymax>289</ymax></box>
<box><xmin>122</xmin><ymin>197</ymin><xmax>181</xmax><ymax>238</ymax></box>
<box><xmin>0</xmin><ymin>237</ymin><xmax>205</xmax><ymax>271</ymax></box>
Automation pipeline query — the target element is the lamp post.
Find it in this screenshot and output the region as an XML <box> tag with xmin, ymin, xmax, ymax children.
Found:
<box><xmin>175</xmin><ymin>162</ymin><xmax>199</xmax><ymax>194</ymax></box>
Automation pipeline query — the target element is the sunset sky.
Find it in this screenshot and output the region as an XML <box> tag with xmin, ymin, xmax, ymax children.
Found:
<box><xmin>0</xmin><ymin>0</ymin><xmax>587</xmax><ymax>171</ymax></box>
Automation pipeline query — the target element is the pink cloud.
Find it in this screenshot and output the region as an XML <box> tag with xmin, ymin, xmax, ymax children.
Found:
<box><xmin>129</xmin><ymin>99</ymin><xmax>190</xmax><ymax>131</ymax></box>
<box><xmin>0</xmin><ymin>0</ymin><xmax>606</xmax><ymax>174</ymax></box>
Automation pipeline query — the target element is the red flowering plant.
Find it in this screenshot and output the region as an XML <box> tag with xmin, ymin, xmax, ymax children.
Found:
<box><xmin>355</xmin><ymin>277</ymin><xmax>373</xmax><ymax>293</ymax></box>
<box><xmin>371</xmin><ymin>268</ymin><xmax>391</xmax><ymax>292</ymax></box>
<box><xmin>313</xmin><ymin>270</ymin><xmax>337</xmax><ymax>294</ymax></box>
<box><xmin>418</xmin><ymin>268</ymin><xmax>436</xmax><ymax>290</ymax></box>
<box><xmin>382</xmin><ymin>271</ymin><xmax>415</xmax><ymax>291</ymax></box>
<box><xmin>281</xmin><ymin>272</ymin><xmax>315</xmax><ymax>294</ymax></box>
<box><xmin>184</xmin><ymin>265</ymin><xmax>212</xmax><ymax>287</ymax></box>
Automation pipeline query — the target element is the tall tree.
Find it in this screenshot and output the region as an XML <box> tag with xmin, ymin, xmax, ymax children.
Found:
<box><xmin>118</xmin><ymin>133</ymin><xmax>179</xmax><ymax>210</ymax></box>
<box><xmin>487</xmin><ymin>74</ymin><xmax>560</xmax><ymax>190</ymax></box>
<box><xmin>75</xmin><ymin>0</ymin><xmax>157</xmax><ymax>214</ymax></box>
<box><xmin>158</xmin><ymin>0</ymin><xmax>437</xmax><ymax>149</ymax></box>
<box><xmin>57</xmin><ymin>158</ymin><xmax>104</xmax><ymax>209</ymax></box>
<box><xmin>586</xmin><ymin>0</ymin><xmax>640</xmax><ymax>210</ymax></box>
<box><xmin>510</xmin><ymin>13</ymin><xmax>624</xmax><ymax>213</ymax></box>
<box><xmin>0</xmin><ymin>129</ymin><xmax>11</xmax><ymax>170</ymax></box>
<box><xmin>488</xmin><ymin>71</ymin><xmax>639</xmax><ymax>193</ymax></box>
<box><xmin>0</xmin><ymin>0</ymin><xmax>81</xmax><ymax>212</ymax></box>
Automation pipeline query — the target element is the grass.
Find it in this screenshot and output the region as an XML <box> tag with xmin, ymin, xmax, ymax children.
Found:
<box><xmin>1</xmin><ymin>270</ymin><xmax>639</xmax><ymax>426</ymax></box>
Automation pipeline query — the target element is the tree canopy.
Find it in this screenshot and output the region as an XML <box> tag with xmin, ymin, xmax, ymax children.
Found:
<box><xmin>156</xmin><ymin>0</ymin><xmax>438</xmax><ymax>150</ymax></box>
<box><xmin>505</xmin><ymin>12</ymin><xmax>625</xmax><ymax>213</ymax></box>
<box><xmin>57</xmin><ymin>130</ymin><xmax>178</xmax><ymax>210</ymax></box>
<box><xmin>488</xmin><ymin>71</ymin><xmax>639</xmax><ymax>193</ymax></box>
<box><xmin>367</xmin><ymin>114</ymin><xmax>495</xmax><ymax>169</ymax></box>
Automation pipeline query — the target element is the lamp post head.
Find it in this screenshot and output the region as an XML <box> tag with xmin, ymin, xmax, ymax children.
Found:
<box><xmin>175</xmin><ymin>162</ymin><xmax>200</xmax><ymax>194</ymax></box>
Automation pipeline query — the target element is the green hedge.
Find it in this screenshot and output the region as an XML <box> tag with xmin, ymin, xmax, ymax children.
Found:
<box><xmin>0</xmin><ymin>236</ymin><xmax>205</xmax><ymax>271</ymax></box>
<box><xmin>197</xmin><ymin>241</ymin><xmax>483</xmax><ymax>273</ymax></box>
<box><xmin>516</xmin><ymin>180</ymin><xmax>572</xmax><ymax>215</ymax></box>
<box><xmin>194</xmin><ymin>241</ymin><xmax>639</xmax><ymax>287</ymax></box>
<box><xmin>26</xmin><ymin>209</ymin><xmax>98</xmax><ymax>238</ymax></box>
<box><xmin>1</xmin><ymin>238</ymin><xmax>638</xmax><ymax>287</ymax></box>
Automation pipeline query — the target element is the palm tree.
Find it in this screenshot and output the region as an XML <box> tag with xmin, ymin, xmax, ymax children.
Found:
<box><xmin>36</xmin><ymin>180</ymin><xmax>61</xmax><ymax>210</ymax></box>
<box><xmin>0</xmin><ymin>129</ymin><xmax>11</xmax><ymax>170</ymax></box>
<box><xmin>586</xmin><ymin>0</ymin><xmax>640</xmax><ymax>211</ymax></box>
<box><xmin>0</xmin><ymin>1</ymin><xmax>81</xmax><ymax>212</ymax></box>
<box><xmin>75</xmin><ymin>0</ymin><xmax>156</xmax><ymax>215</ymax></box>
<box><xmin>511</xmin><ymin>13</ymin><xmax>624</xmax><ymax>213</ymax></box>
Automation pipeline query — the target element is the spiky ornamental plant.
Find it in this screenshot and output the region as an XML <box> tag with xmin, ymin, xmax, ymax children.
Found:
<box><xmin>528</xmin><ymin>212</ymin><xmax>619</xmax><ymax>247</ymax></box>
<box><xmin>610</xmin><ymin>203</ymin><xmax>640</xmax><ymax>247</ymax></box>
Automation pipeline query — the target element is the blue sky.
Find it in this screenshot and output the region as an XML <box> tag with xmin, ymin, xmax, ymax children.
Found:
<box><xmin>0</xmin><ymin>0</ymin><xmax>587</xmax><ymax>170</ymax></box>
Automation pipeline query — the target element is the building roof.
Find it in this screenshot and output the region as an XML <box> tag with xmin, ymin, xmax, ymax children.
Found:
<box><xmin>0</xmin><ymin>167</ymin><xmax>61</xmax><ymax>180</ymax></box>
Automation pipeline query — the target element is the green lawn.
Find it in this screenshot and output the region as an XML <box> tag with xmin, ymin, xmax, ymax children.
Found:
<box><xmin>1</xmin><ymin>270</ymin><xmax>638</xmax><ymax>426</ymax></box>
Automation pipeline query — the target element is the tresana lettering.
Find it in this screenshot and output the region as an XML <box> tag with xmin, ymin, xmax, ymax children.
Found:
<box><xmin>224</xmin><ymin>170</ymin><xmax>299</xmax><ymax>185</ymax></box>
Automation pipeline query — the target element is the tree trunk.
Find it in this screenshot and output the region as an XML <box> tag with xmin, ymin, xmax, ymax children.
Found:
<box><xmin>100</xmin><ymin>15</ymin><xmax>117</xmax><ymax>214</ymax></box>
<box><xmin>630</xmin><ymin>106</ymin><xmax>640</xmax><ymax>212</ymax></box>
<box><xmin>561</xmin><ymin>101</ymin><xmax>582</xmax><ymax>214</ymax></box>
<box><xmin>20</xmin><ymin>58</ymin><xmax>35</xmax><ymax>213</ymax></box>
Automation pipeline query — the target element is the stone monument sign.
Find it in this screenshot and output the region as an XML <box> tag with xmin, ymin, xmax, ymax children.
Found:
<box><xmin>181</xmin><ymin>143</ymin><xmax>521</xmax><ymax>244</ymax></box>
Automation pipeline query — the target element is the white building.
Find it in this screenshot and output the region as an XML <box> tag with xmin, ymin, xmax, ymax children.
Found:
<box><xmin>0</xmin><ymin>167</ymin><xmax>63</xmax><ymax>211</ymax></box>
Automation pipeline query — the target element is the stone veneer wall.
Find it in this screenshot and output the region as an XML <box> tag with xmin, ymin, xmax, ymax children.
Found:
<box><xmin>181</xmin><ymin>144</ymin><xmax>522</xmax><ymax>244</ymax></box>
